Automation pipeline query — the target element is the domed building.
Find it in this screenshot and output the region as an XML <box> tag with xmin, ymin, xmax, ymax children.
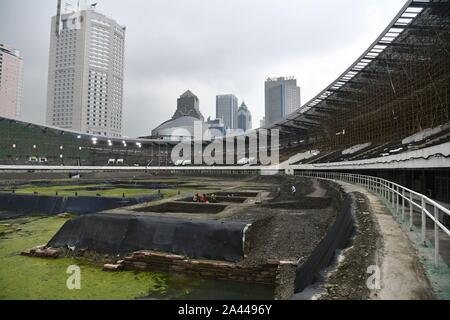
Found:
<box><xmin>150</xmin><ymin>90</ymin><xmax>216</xmax><ymax>141</ymax></box>
<box><xmin>151</xmin><ymin>115</ymin><xmax>208</xmax><ymax>141</ymax></box>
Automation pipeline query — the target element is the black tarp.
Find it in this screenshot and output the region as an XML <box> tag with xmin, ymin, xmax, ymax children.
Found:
<box><xmin>48</xmin><ymin>214</ymin><xmax>248</xmax><ymax>262</ymax></box>
<box><xmin>0</xmin><ymin>193</ymin><xmax>162</xmax><ymax>216</ymax></box>
<box><xmin>294</xmin><ymin>194</ymin><xmax>355</xmax><ymax>293</ymax></box>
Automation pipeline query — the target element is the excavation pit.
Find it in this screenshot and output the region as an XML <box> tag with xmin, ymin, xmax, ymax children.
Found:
<box><xmin>176</xmin><ymin>196</ymin><xmax>248</xmax><ymax>204</ymax></box>
<box><xmin>215</xmin><ymin>191</ymin><xmax>259</xmax><ymax>198</ymax></box>
<box><xmin>135</xmin><ymin>202</ymin><xmax>228</xmax><ymax>214</ymax></box>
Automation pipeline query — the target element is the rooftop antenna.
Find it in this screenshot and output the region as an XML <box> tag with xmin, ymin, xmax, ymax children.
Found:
<box><xmin>55</xmin><ymin>0</ymin><xmax>62</xmax><ymax>37</ymax></box>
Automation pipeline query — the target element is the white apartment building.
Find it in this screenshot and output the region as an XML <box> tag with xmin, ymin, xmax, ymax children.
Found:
<box><xmin>0</xmin><ymin>44</ymin><xmax>23</xmax><ymax>119</ymax></box>
<box><xmin>46</xmin><ymin>6</ymin><xmax>125</xmax><ymax>137</ymax></box>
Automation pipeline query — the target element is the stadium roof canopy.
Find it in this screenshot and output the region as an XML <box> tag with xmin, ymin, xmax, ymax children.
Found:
<box><xmin>0</xmin><ymin>115</ymin><xmax>179</xmax><ymax>145</ymax></box>
<box><xmin>267</xmin><ymin>0</ymin><xmax>450</xmax><ymax>136</ymax></box>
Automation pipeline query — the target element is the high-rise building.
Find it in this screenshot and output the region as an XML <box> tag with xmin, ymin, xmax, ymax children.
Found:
<box><xmin>0</xmin><ymin>44</ymin><xmax>23</xmax><ymax>119</ymax></box>
<box><xmin>216</xmin><ymin>94</ymin><xmax>238</xmax><ymax>130</ymax></box>
<box><xmin>265</xmin><ymin>77</ymin><xmax>301</xmax><ymax>126</ymax></box>
<box><xmin>46</xmin><ymin>3</ymin><xmax>125</xmax><ymax>137</ymax></box>
<box><xmin>173</xmin><ymin>90</ymin><xmax>204</xmax><ymax>121</ymax></box>
<box><xmin>237</xmin><ymin>102</ymin><xmax>252</xmax><ymax>132</ymax></box>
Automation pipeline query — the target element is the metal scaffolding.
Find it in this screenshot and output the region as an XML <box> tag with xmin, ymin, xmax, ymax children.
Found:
<box><xmin>270</xmin><ymin>0</ymin><xmax>450</xmax><ymax>151</ymax></box>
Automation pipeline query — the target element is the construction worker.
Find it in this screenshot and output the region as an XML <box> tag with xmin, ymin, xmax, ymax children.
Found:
<box><xmin>291</xmin><ymin>185</ymin><xmax>297</xmax><ymax>197</ymax></box>
<box><xmin>193</xmin><ymin>193</ymin><xmax>199</xmax><ymax>202</ymax></box>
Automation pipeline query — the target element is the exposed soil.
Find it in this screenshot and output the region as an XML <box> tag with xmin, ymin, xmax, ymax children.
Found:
<box><xmin>215</xmin><ymin>192</ymin><xmax>259</xmax><ymax>198</ymax></box>
<box><xmin>176</xmin><ymin>196</ymin><xmax>248</xmax><ymax>204</ymax></box>
<box><xmin>261</xmin><ymin>197</ymin><xmax>332</xmax><ymax>210</ymax></box>
<box><xmin>241</xmin><ymin>207</ymin><xmax>337</xmax><ymax>266</ymax></box>
<box><xmin>319</xmin><ymin>192</ymin><xmax>379</xmax><ymax>300</ymax></box>
<box><xmin>227</xmin><ymin>178</ymin><xmax>338</xmax><ymax>261</ymax></box>
<box><xmin>136</xmin><ymin>202</ymin><xmax>228</xmax><ymax>214</ymax></box>
<box><xmin>221</xmin><ymin>177</ymin><xmax>341</xmax><ymax>299</ymax></box>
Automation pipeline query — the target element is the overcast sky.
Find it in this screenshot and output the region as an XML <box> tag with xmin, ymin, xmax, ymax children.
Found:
<box><xmin>0</xmin><ymin>0</ymin><xmax>407</xmax><ymax>137</ymax></box>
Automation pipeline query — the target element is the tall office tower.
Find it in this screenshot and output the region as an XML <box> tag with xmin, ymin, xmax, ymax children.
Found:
<box><xmin>237</xmin><ymin>102</ymin><xmax>252</xmax><ymax>132</ymax></box>
<box><xmin>0</xmin><ymin>44</ymin><xmax>23</xmax><ymax>119</ymax></box>
<box><xmin>265</xmin><ymin>77</ymin><xmax>301</xmax><ymax>126</ymax></box>
<box><xmin>216</xmin><ymin>94</ymin><xmax>238</xmax><ymax>130</ymax></box>
<box><xmin>46</xmin><ymin>2</ymin><xmax>126</xmax><ymax>137</ymax></box>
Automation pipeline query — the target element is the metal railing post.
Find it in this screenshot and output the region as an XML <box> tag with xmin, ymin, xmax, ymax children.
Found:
<box><xmin>385</xmin><ymin>181</ymin><xmax>388</xmax><ymax>201</ymax></box>
<box><xmin>387</xmin><ymin>183</ymin><xmax>390</xmax><ymax>205</ymax></box>
<box><xmin>391</xmin><ymin>183</ymin><xmax>394</xmax><ymax>209</ymax></box>
<box><xmin>409</xmin><ymin>192</ymin><xmax>413</xmax><ymax>230</ymax></box>
<box><xmin>401</xmin><ymin>188</ymin><xmax>405</xmax><ymax>221</ymax></box>
<box><xmin>434</xmin><ymin>206</ymin><xmax>440</xmax><ymax>268</ymax></box>
<box><xmin>421</xmin><ymin>197</ymin><xmax>426</xmax><ymax>246</ymax></box>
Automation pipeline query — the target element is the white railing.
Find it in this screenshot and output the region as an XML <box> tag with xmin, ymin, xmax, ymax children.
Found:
<box><xmin>297</xmin><ymin>171</ymin><xmax>450</xmax><ymax>267</ymax></box>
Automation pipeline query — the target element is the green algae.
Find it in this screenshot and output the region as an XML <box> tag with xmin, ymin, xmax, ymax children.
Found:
<box><xmin>12</xmin><ymin>185</ymin><xmax>162</xmax><ymax>197</ymax></box>
<box><xmin>9</xmin><ymin>183</ymin><xmax>198</xmax><ymax>199</ymax></box>
<box><xmin>0</xmin><ymin>216</ymin><xmax>197</xmax><ymax>300</ymax></box>
<box><xmin>0</xmin><ymin>216</ymin><xmax>274</xmax><ymax>300</ymax></box>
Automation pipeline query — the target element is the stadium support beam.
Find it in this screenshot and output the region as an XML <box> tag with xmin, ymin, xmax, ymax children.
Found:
<box><xmin>278</xmin><ymin>124</ymin><xmax>308</xmax><ymax>132</ymax></box>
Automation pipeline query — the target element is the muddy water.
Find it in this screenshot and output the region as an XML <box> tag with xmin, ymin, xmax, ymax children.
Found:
<box><xmin>0</xmin><ymin>216</ymin><xmax>273</xmax><ymax>300</ymax></box>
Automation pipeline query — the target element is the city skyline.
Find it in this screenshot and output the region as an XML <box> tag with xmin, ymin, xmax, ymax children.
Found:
<box><xmin>0</xmin><ymin>0</ymin><xmax>407</xmax><ymax>137</ymax></box>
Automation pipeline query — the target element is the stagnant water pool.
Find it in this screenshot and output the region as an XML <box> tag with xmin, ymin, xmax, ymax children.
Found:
<box><xmin>0</xmin><ymin>216</ymin><xmax>273</xmax><ymax>300</ymax></box>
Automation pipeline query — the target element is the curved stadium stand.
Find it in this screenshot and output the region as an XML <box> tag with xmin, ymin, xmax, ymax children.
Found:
<box><xmin>0</xmin><ymin>0</ymin><xmax>449</xmax><ymax>203</ymax></box>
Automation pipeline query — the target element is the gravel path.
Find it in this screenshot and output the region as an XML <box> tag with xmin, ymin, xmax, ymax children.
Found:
<box><xmin>307</xmin><ymin>180</ymin><xmax>327</xmax><ymax>198</ymax></box>
<box><xmin>319</xmin><ymin>181</ymin><xmax>434</xmax><ymax>300</ymax></box>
